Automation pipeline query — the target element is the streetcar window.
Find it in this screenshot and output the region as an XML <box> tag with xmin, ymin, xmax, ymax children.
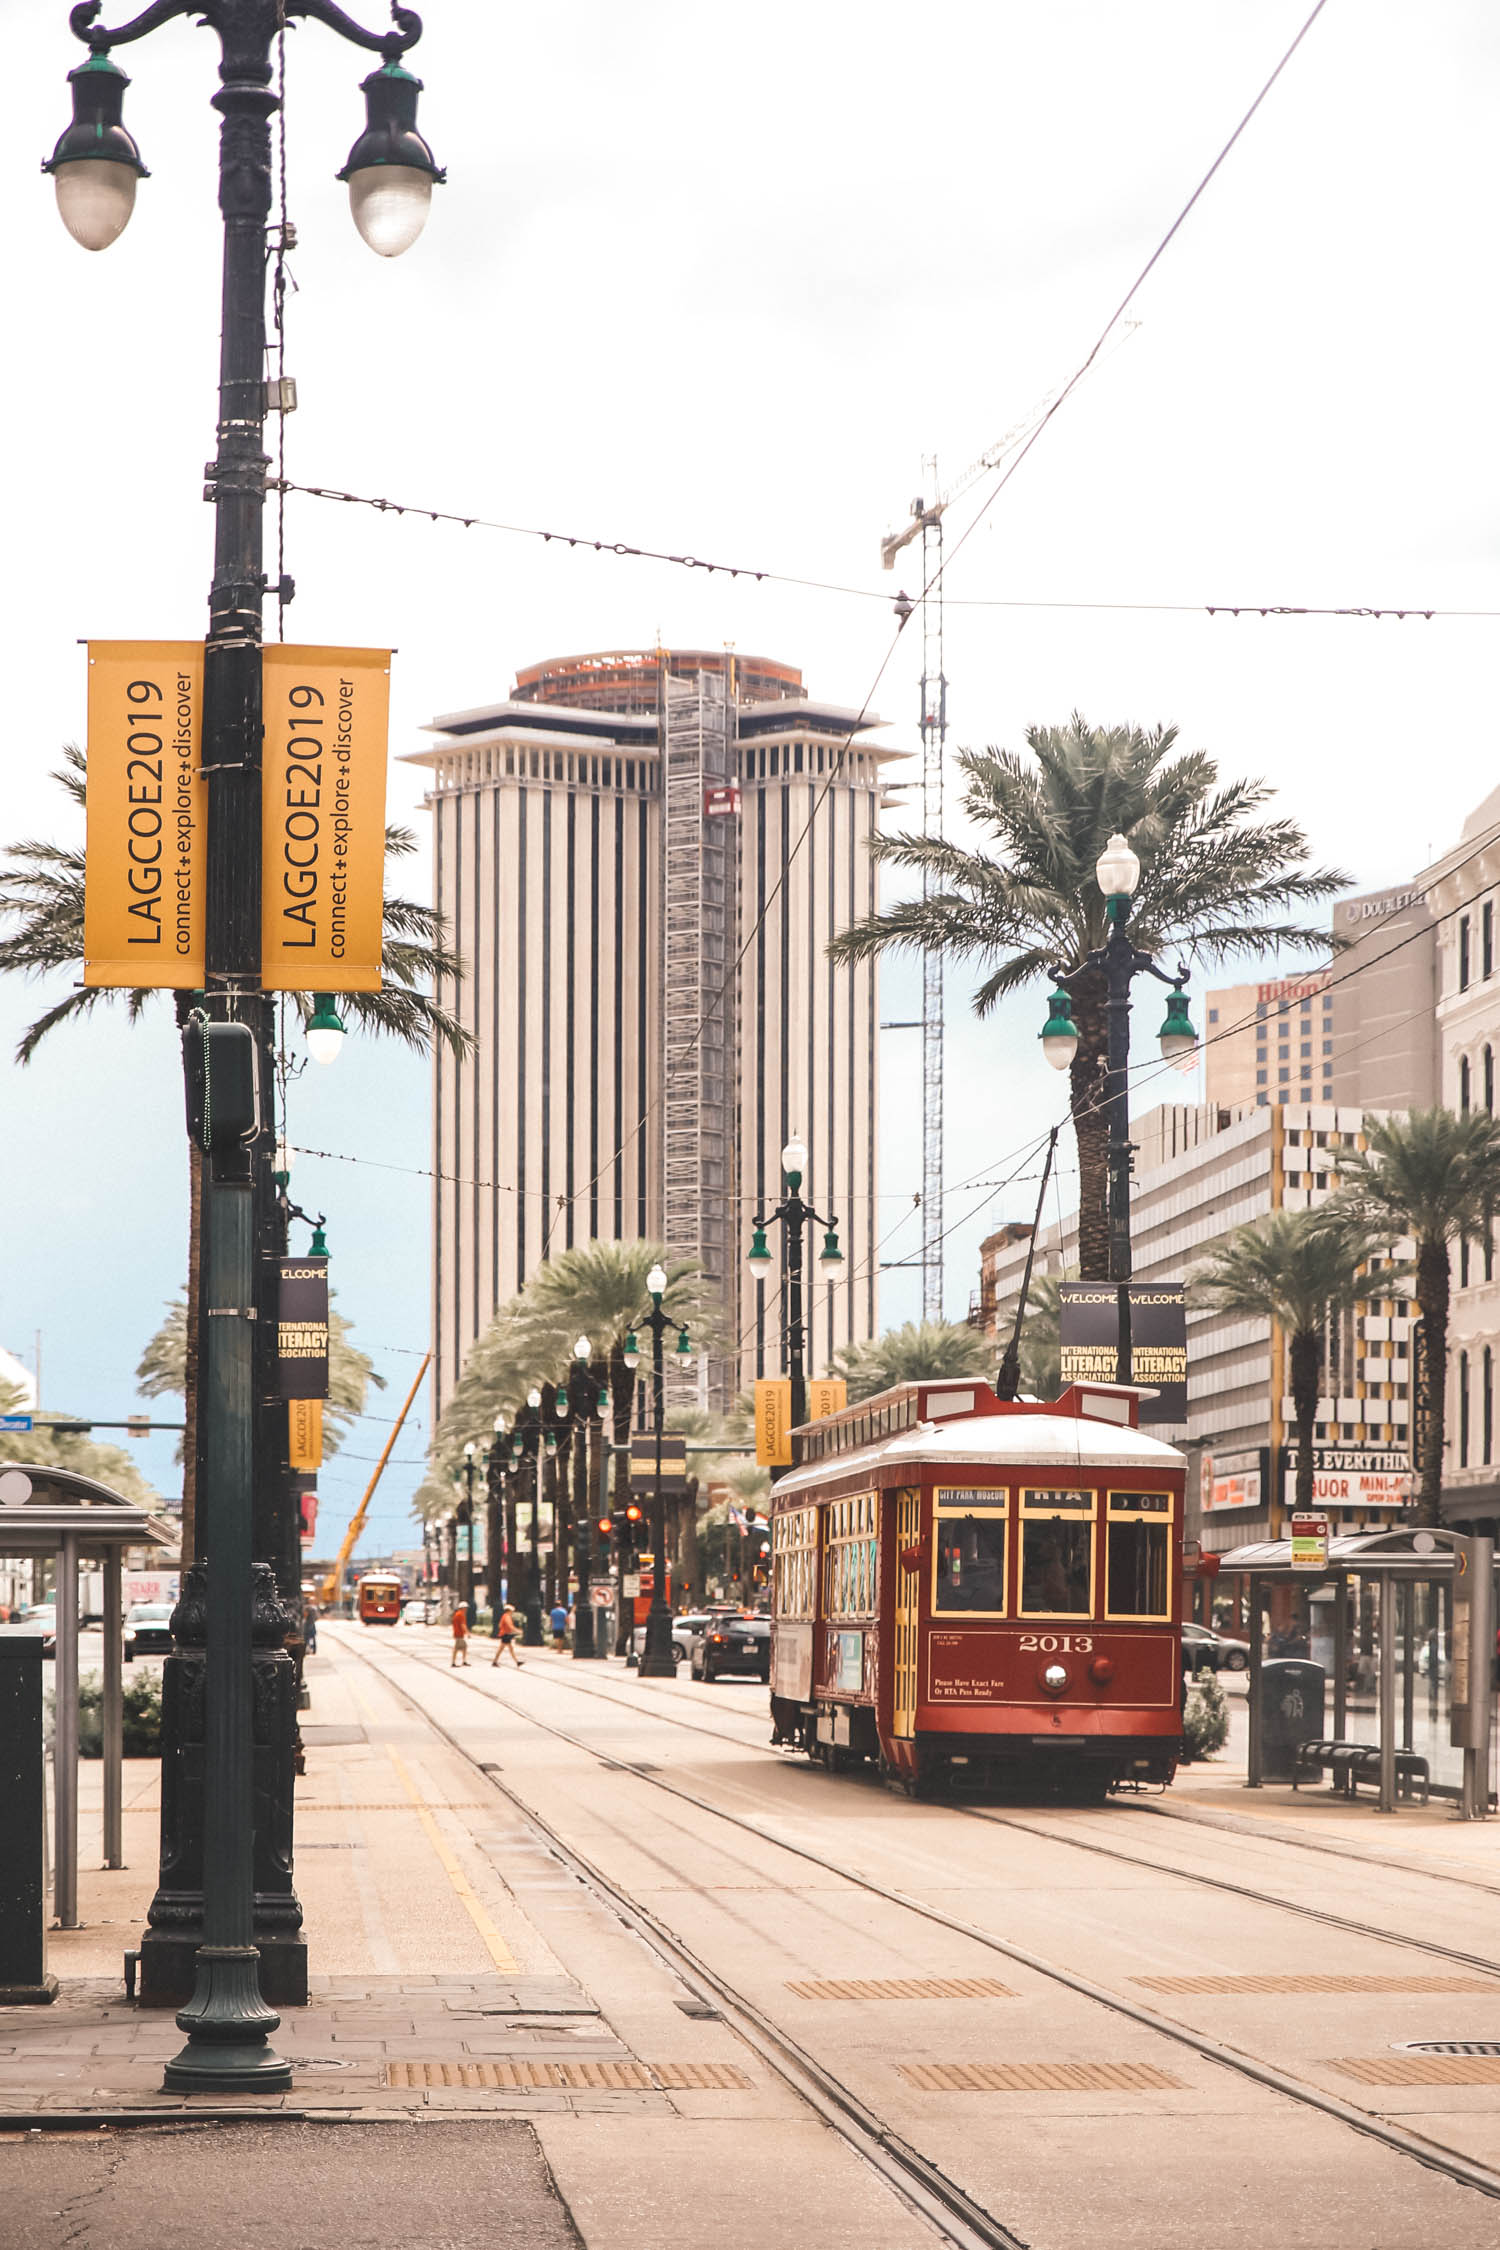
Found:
<box><xmin>773</xmin><ymin>1505</ymin><xmax>817</xmax><ymax>1620</ymax></box>
<box><xmin>1107</xmin><ymin>1520</ymin><xmax>1169</xmax><ymax>1618</ymax></box>
<box><xmin>823</xmin><ymin>1491</ymin><xmax>878</xmax><ymax>1618</ymax></box>
<box><xmin>934</xmin><ymin>1515</ymin><xmax>1007</xmax><ymax>1614</ymax></box>
<box><xmin>1019</xmin><ymin>1520</ymin><xmax>1093</xmax><ymax>1615</ymax></box>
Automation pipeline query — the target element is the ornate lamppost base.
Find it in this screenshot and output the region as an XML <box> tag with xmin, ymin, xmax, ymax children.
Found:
<box><xmin>637</xmin><ymin>1603</ymin><xmax>676</xmax><ymax>1679</ymax></box>
<box><xmin>162</xmin><ymin>1946</ymin><xmax>293</xmax><ymax>2093</ymax></box>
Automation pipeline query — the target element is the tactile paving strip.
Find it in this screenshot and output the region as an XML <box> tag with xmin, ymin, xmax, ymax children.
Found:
<box><xmin>384</xmin><ymin>2060</ymin><xmax>752</xmax><ymax>2091</ymax></box>
<box><xmin>1330</xmin><ymin>2055</ymin><xmax>1500</xmax><ymax>2086</ymax></box>
<box><xmin>1133</xmin><ymin>1974</ymin><xmax>1496</xmax><ymax>1996</ymax></box>
<box><xmin>787</xmin><ymin>1977</ymin><xmax>1016</xmax><ymax>2001</ymax></box>
<box><xmin>897</xmin><ymin>2061</ymin><xmax>1184</xmax><ymax>2092</ymax></box>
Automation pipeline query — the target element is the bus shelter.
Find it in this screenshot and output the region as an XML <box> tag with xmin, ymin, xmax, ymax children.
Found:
<box><xmin>1214</xmin><ymin>1525</ymin><xmax>1496</xmax><ymax>1817</ymax></box>
<box><xmin>0</xmin><ymin>1464</ymin><xmax>175</xmax><ymax>1927</ymax></box>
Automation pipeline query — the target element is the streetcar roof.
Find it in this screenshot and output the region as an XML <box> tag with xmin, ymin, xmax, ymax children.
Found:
<box><xmin>772</xmin><ymin>1410</ymin><xmax>1184</xmax><ymax>1498</ymax></box>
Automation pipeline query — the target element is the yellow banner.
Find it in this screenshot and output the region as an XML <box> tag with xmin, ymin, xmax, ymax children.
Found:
<box><xmin>261</xmin><ymin>645</ymin><xmax>389</xmax><ymax>991</ymax></box>
<box><xmin>288</xmin><ymin>1397</ymin><xmax>324</xmax><ymax>1470</ymax></box>
<box><xmin>807</xmin><ymin>1378</ymin><xmax>847</xmax><ymax>1422</ymax></box>
<box><xmin>83</xmin><ymin>642</ymin><xmax>205</xmax><ymax>987</ymax></box>
<box><xmin>755</xmin><ymin>1379</ymin><xmax>793</xmax><ymax>1467</ymax></box>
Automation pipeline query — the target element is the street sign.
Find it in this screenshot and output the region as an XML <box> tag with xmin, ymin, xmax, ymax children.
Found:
<box><xmin>1290</xmin><ymin>1512</ymin><xmax>1330</xmax><ymax>1571</ymax></box>
<box><xmin>1059</xmin><ymin>1282</ymin><xmax>1187</xmax><ymax>1422</ymax></box>
<box><xmin>83</xmin><ymin>641</ymin><xmax>206</xmax><ymax>988</ymax></box>
<box><xmin>629</xmin><ymin>1435</ymin><xmax>687</xmax><ymax>1495</ymax></box>
<box><xmin>621</xmin><ymin>1572</ymin><xmax>641</xmax><ymax>1600</ymax></box>
<box><xmin>755</xmin><ymin>1379</ymin><xmax>793</xmax><ymax>1466</ymax></box>
<box><xmin>590</xmin><ymin>1584</ymin><xmax>612</xmax><ymax>1606</ymax></box>
<box><xmin>288</xmin><ymin>1397</ymin><xmax>323</xmax><ymax>1469</ymax></box>
<box><xmin>0</xmin><ymin>1415</ymin><xmax>32</xmax><ymax>1434</ymax></box>
<box><xmin>806</xmin><ymin>1378</ymin><xmax>847</xmax><ymax>1422</ymax></box>
<box><xmin>277</xmin><ymin>1254</ymin><xmax>330</xmax><ymax>1400</ymax></box>
<box><xmin>260</xmin><ymin>645</ymin><xmax>390</xmax><ymax>991</ymax></box>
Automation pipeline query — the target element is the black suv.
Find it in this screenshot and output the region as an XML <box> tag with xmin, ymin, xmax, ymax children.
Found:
<box><xmin>695</xmin><ymin>1611</ymin><xmax>770</xmax><ymax>1682</ymax></box>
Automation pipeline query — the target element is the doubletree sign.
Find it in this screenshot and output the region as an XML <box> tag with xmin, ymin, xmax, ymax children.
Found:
<box><xmin>277</xmin><ymin>1255</ymin><xmax>329</xmax><ymax>1400</ymax></box>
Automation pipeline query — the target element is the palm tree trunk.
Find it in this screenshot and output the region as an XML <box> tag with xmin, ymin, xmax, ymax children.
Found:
<box><xmin>1069</xmin><ymin>974</ymin><xmax>1110</xmax><ymax>1282</ymax></box>
<box><xmin>1416</xmin><ymin>1238</ymin><xmax>1451</xmax><ymax>1530</ymax></box>
<box><xmin>1289</xmin><ymin>1326</ymin><xmax>1320</xmax><ymax>1513</ymax></box>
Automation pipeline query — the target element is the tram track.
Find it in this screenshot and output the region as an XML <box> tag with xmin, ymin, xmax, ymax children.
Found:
<box><xmin>374</xmin><ymin>1634</ymin><xmax>1500</xmax><ymax>1970</ymax></box>
<box><xmin>342</xmin><ymin>1630</ymin><xmax>1500</xmax><ymax>2213</ymax></box>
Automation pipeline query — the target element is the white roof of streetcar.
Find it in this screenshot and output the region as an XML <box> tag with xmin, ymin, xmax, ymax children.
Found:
<box><xmin>772</xmin><ymin>1382</ymin><xmax>1184</xmax><ymax>1501</ymax></box>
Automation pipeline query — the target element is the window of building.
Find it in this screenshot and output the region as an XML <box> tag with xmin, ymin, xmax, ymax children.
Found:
<box><xmin>1019</xmin><ymin>1488</ymin><xmax>1094</xmax><ymax>1616</ymax></box>
<box><xmin>933</xmin><ymin>1489</ymin><xmax>1008</xmax><ymax>1615</ymax></box>
<box><xmin>1257</xmin><ymin>1091</ymin><xmax>1269</xmax><ymax>1106</ymax></box>
<box><xmin>1208</xmin><ymin>1008</ymin><xmax>1219</xmax><ymax>1024</ymax></box>
<box><xmin>772</xmin><ymin>1506</ymin><xmax>817</xmax><ymax>1620</ymax></box>
<box><xmin>1256</xmin><ymin>1070</ymin><xmax>1268</xmax><ymax>1086</ymax></box>
<box><xmin>1461</xmin><ymin>1055</ymin><xmax>1471</xmax><ymax>1113</ymax></box>
<box><xmin>1300</xmin><ymin>1042</ymin><xmax>1311</xmax><ymax>1058</ymax></box>
<box><xmin>1486</xmin><ymin>1347</ymin><xmax>1495</xmax><ymax>1466</ymax></box>
<box><xmin>1279</xmin><ymin>1067</ymin><xmax>1290</xmax><ymax>1083</ymax></box>
<box><xmin>1105</xmin><ymin>1492</ymin><xmax>1172</xmax><ymax>1619</ymax></box>
<box><xmin>1278</xmin><ymin>1044</ymin><xmax>1290</xmax><ymax>1061</ymax></box>
<box><xmin>793</xmin><ymin>744</ymin><xmax>804</xmax><ymax>773</ymax></box>
<box><xmin>1323</xmin><ymin>1039</ymin><xmax>1334</xmax><ymax>1056</ymax></box>
<box><xmin>1487</xmin><ymin>1046</ymin><xmax>1495</xmax><ymax>1114</ymax></box>
<box><xmin>1301</xmin><ymin>1064</ymin><xmax>1312</xmax><ymax>1080</ymax></box>
<box><xmin>1460</xmin><ymin>915</ymin><xmax>1472</xmax><ymax>991</ymax></box>
<box><xmin>1460</xmin><ymin>1350</ymin><xmax>1471</xmax><ymax>1467</ymax></box>
<box><xmin>1461</xmin><ymin>1235</ymin><xmax>1471</xmax><ymax>1287</ymax></box>
<box><xmin>1486</xmin><ymin>900</ymin><xmax>1495</xmax><ymax>980</ymax></box>
<box><xmin>1488</xmin><ymin>1224</ymin><xmax>1496</xmax><ymax>1284</ymax></box>
<box><xmin>1300</xmin><ymin>998</ymin><xmax>1312</xmax><ymax>1014</ymax></box>
<box><xmin>1256</xmin><ymin>1003</ymin><xmax>1267</xmax><ymax>1020</ymax></box>
<box><xmin>822</xmin><ymin>1491</ymin><xmax>878</xmax><ymax>1618</ymax></box>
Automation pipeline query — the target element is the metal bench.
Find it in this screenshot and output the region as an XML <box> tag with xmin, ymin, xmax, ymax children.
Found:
<box><xmin>1293</xmin><ymin>1738</ymin><xmax>1430</xmax><ymax>1803</ymax></box>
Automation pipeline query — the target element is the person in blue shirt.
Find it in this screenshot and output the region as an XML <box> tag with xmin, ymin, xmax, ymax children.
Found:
<box><xmin>550</xmin><ymin>1602</ymin><xmax>568</xmax><ymax>1651</ymax></box>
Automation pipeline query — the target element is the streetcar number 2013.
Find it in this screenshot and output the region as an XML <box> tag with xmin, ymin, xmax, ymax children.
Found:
<box><xmin>1018</xmin><ymin>1633</ymin><xmax>1093</xmax><ymax>1652</ymax></box>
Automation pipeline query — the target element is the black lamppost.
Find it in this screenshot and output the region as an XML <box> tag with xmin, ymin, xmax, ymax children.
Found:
<box><xmin>486</xmin><ymin>1414</ymin><xmax>506</xmax><ymax>1634</ymax></box>
<box><xmin>747</xmin><ymin>1134</ymin><xmax>843</xmax><ymax>1472</ymax></box>
<box><xmin>45</xmin><ymin>0</ymin><xmax>444</xmax><ymax>2083</ymax></box>
<box><xmin>459</xmin><ymin>1440</ymin><xmax>484</xmax><ymax>1625</ymax></box>
<box><xmin>507</xmin><ymin>1388</ymin><xmax>548</xmax><ymax>1648</ymax></box>
<box><xmin>624</xmin><ymin>1264</ymin><xmax>692</xmax><ymax>1678</ymax></box>
<box><xmin>1040</xmin><ymin>832</ymin><xmax>1198</xmax><ymax>1383</ymax></box>
<box><xmin>566</xmin><ymin>1338</ymin><xmax>607</xmax><ymax>1659</ymax></box>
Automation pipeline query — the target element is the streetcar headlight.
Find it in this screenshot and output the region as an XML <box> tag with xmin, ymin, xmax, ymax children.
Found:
<box><xmin>1041</xmin><ymin>1663</ymin><xmax>1069</xmax><ymax>1695</ymax></box>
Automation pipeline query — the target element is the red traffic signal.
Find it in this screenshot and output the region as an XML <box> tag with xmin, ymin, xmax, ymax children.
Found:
<box><xmin>597</xmin><ymin>1516</ymin><xmax>612</xmax><ymax>1538</ymax></box>
<box><xmin>625</xmin><ymin>1503</ymin><xmax>642</xmax><ymax>1522</ymax></box>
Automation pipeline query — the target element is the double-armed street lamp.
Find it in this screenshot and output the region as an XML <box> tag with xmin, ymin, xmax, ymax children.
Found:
<box><xmin>1039</xmin><ymin>832</ymin><xmax>1198</xmax><ymax>1384</ymax></box>
<box><xmin>748</xmin><ymin>1135</ymin><xmax>843</xmax><ymax>1468</ymax></box>
<box><xmin>459</xmin><ymin>1439</ymin><xmax>486</xmax><ymax>1626</ymax></box>
<box><xmin>623</xmin><ymin>1264</ymin><xmax>692</xmax><ymax>1679</ymax></box>
<box><xmin>44</xmin><ymin>0</ymin><xmax>444</xmax><ymax>2090</ymax></box>
<box><xmin>506</xmin><ymin>1388</ymin><xmax>549</xmax><ymax>1649</ymax></box>
<box><xmin>563</xmin><ymin>1338</ymin><xmax>607</xmax><ymax>1660</ymax></box>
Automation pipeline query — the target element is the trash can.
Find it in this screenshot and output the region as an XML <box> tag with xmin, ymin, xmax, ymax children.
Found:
<box><xmin>1259</xmin><ymin>1657</ymin><xmax>1326</xmax><ymax>1782</ymax></box>
<box><xmin>0</xmin><ymin>1635</ymin><xmax>56</xmax><ymax>2003</ymax></box>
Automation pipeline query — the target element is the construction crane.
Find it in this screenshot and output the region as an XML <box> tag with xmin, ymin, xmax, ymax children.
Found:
<box><xmin>318</xmin><ymin>1351</ymin><xmax>431</xmax><ymax>1607</ymax></box>
<box><xmin>878</xmin><ymin>358</ymin><xmax>1128</xmax><ymax>1317</ymax></box>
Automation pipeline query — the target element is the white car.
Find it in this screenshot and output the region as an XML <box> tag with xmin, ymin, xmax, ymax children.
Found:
<box><xmin>627</xmin><ymin>1614</ymin><xmax>706</xmax><ymax>1667</ymax></box>
<box><xmin>400</xmin><ymin>1599</ymin><xmax>434</xmax><ymax>1627</ymax></box>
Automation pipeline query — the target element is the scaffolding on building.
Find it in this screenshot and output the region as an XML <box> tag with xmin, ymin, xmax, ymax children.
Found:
<box><xmin>660</xmin><ymin>664</ymin><xmax>740</xmax><ymax>1412</ymax></box>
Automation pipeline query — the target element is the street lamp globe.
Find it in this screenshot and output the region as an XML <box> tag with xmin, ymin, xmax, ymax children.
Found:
<box><xmin>646</xmin><ymin>1262</ymin><xmax>668</xmax><ymax>1299</ymax></box>
<box><xmin>1040</xmin><ymin>987</ymin><xmax>1080</xmax><ymax>1071</ymax></box>
<box><xmin>622</xmin><ymin>1333</ymin><xmax>641</xmax><ymax>1372</ymax></box>
<box><xmin>1095</xmin><ymin>832</ymin><xmax>1141</xmax><ymax>899</ymax></box>
<box><xmin>338</xmin><ymin>62</ymin><xmax>446</xmax><ymax>258</ymax></box>
<box><xmin>526</xmin><ymin>1387</ymin><xmax>542</xmax><ymax>1409</ymax></box>
<box><xmin>464</xmin><ymin>1441</ymin><xmax>476</xmax><ymax>1459</ymax></box>
<box><xmin>574</xmin><ymin>1335</ymin><xmax>590</xmax><ymax>1362</ymax></box>
<box><xmin>781</xmin><ymin>1134</ymin><xmax>808</xmax><ymax>1187</ymax></box>
<box><xmin>1158</xmin><ymin>990</ymin><xmax>1199</xmax><ymax>1074</ymax></box>
<box><xmin>493</xmin><ymin>1413</ymin><xmax>507</xmax><ymax>1436</ymax></box>
<box><xmin>675</xmin><ymin>1327</ymin><xmax>693</xmax><ymax>1370</ymax></box>
<box><xmin>817</xmin><ymin>1225</ymin><xmax>844</xmax><ymax>1273</ymax></box>
<box><xmin>746</xmin><ymin>1226</ymin><xmax>773</xmax><ymax>1274</ymax></box>
<box><xmin>305</xmin><ymin>994</ymin><xmax>346</xmax><ymax>1065</ymax></box>
<box><xmin>45</xmin><ymin>55</ymin><xmax>148</xmax><ymax>252</ymax></box>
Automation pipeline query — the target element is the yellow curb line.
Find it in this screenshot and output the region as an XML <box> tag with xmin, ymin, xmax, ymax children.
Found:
<box><xmin>383</xmin><ymin>1743</ymin><xmax>519</xmax><ymax>1974</ymax></box>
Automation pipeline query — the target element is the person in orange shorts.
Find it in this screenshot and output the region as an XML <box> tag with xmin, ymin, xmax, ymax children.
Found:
<box><xmin>450</xmin><ymin>1600</ymin><xmax>470</xmax><ymax>1666</ymax></box>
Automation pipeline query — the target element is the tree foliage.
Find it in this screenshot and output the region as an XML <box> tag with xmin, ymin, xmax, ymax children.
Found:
<box><xmin>829</xmin><ymin>717</ymin><xmax>1344</xmax><ymax>1278</ymax></box>
<box><xmin>830</xmin><ymin>1318</ymin><xmax>993</xmax><ymax>1402</ymax></box>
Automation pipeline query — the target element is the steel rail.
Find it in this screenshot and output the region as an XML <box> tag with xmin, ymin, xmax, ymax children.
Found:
<box><xmin>348</xmin><ymin>1632</ymin><xmax>1500</xmax><ymax>2208</ymax></box>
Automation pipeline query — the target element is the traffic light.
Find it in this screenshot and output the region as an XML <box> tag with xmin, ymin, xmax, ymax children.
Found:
<box><xmin>597</xmin><ymin>1514</ymin><xmax>613</xmax><ymax>1541</ymax></box>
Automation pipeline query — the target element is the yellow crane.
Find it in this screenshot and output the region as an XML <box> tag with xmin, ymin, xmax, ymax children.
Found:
<box><xmin>319</xmin><ymin>1351</ymin><xmax>432</xmax><ymax>1607</ymax></box>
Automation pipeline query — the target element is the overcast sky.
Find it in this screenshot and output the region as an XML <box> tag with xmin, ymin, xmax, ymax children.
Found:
<box><xmin>6</xmin><ymin>2</ymin><xmax>1499</xmax><ymax>1556</ymax></box>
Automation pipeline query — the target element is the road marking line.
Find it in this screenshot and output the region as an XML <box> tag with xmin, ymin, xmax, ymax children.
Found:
<box><xmin>384</xmin><ymin>1743</ymin><xmax>518</xmax><ymax>1973</ymax></box>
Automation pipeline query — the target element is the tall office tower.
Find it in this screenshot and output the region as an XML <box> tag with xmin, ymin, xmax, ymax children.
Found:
<box><xmin>409</xmin><ymin>648</ymin><xmax>894</xmax><ymax>1420</ymax></box>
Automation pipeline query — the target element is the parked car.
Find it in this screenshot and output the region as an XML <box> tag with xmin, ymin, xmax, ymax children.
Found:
<box><xmin>6</xmin><ymin>1606</ymin><xmax>57</xmax><ymax>1658</ymax></box>
<box><xmin>680</xmin><ymin>1606</ymin><xmax>740</xmax><ymax>1674</ymax></box>
<box><xmin>1181</xmin><ymin>1621</ymin><xmax>1250</xmax><ymax>1673</ymax></box>
<box><xmin>123</xmin><ymin>1602</ymin><xmax>175</xmax><ymax>1658</ymax></box>
<box><xmin>693</xmin><ymin>1610</ymin><xmax>771</xmax><ymax>1682</ymax></box>
<box><xmin>626</xmin><ymin>1614</ymin><xmax>700</xmax><ymax>1667</ymax></box>
<box><xmin>400</xmin><ymin>1599</ymin><xmax>434</xmax><ymax>1627</ymax></box>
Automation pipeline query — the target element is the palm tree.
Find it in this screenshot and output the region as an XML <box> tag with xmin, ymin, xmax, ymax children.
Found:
<box><xmin>0</xmin><ymin>743</ymin><xmax>470</xmax><ymax>1555</ymax></box>
<box><xmin>136</xmin><ymin>1293</ymin><xmax>384</xmax><ymax>1458</ymax></box>
<box><xmin>1016</xmin><ymin>1274</ymin><xmax>1066</xmax><ymax>1401</ymax></box>
<box><xmin>830</xmin><ymin>1318</ymin><xmax>993</xmax><ymax>1402</ymax></box>
<box><xmin>1194</xmin><ymin>1208</ymin><xmax>1393</xmax><ymax>1516</ymax></box>
<box><xmin>1335</xmin><ymin>1109</ymin><xmax>1500</xmax><ymax>1525</ymax></box>
<box><xmin>829</xmin><ymin>717</ymin><xmax>1344</xmax><ymax>1278</ymax></box>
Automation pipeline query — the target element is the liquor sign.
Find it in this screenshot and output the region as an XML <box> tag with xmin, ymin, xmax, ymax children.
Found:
<box><xmin>288</xmin><ymin>1397</ymin><xmax>323</xmax><ymax>1470</ymax></box>
<box><xmin>84</xmin><ymin>642</ymin><xmax>206</xmax><ymax>987</ymax></box>
<box><xmin>277</xmin><ymin>1254</ymin><xmax>329</xmax><ymax>1400</ymax></box>
<box><xmin>1058</xmin><ymin>1282</ymin><xmax>1188</xmax><ymax>1423</ymax></box>
<box><xmin>261</xmin><ymin>645</ymin><xmax>390</xmax><ymax>992</ymax></box>
<box><xmin>1279</xmin><ymin>1448</ymin><xmax>1412</xmax><ymax>1511</ymax></box>
<box><xmin>755</xmin><ymin>1379</ymin><xmax>793</xmax><ymax>1466</ymax></box>
<box><xmin>1290</xmin><ymin>1512</ymin><xmax>1330</xmax><ymax>1571</ymax></box>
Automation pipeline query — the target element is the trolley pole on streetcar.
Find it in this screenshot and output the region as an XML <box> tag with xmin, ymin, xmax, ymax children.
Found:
<box><xmin>625</xmin><ymin>1266</ymin><xmax>692</xmax><ymax>1678</ymax></box>
<box><xmin>747</xmin><ymin>1135</ymin><xmax>843</xmax><ymax>1478</ymax></box>
<box><xmin>1039</xmin><ymin>836</ymin><xmax>1197</xmax><ymax>1383</ymax></box>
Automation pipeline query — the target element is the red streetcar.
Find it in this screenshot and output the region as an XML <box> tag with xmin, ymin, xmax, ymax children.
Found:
<box><xmin>768</xmin><ymin>1379</ymin><xmax>1186</xmax><ymax>1797</ymax></box>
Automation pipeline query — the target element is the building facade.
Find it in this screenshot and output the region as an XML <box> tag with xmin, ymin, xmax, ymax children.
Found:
<box><xmin>409</xmin><ymin>648</ymin><xmax>893</xmax><ymax>1418</ymax></box>
<box><xmin>976</xmin><ymin>1100</ymin><xmax>1416</xmax><ymax>1551</ymax></box>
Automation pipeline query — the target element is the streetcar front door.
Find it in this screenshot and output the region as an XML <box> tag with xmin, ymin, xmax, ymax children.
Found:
<box><xmin>892</xmin><ymin>1487</ymin><xmax>920</xmax><ymax>1737</ymax></box>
